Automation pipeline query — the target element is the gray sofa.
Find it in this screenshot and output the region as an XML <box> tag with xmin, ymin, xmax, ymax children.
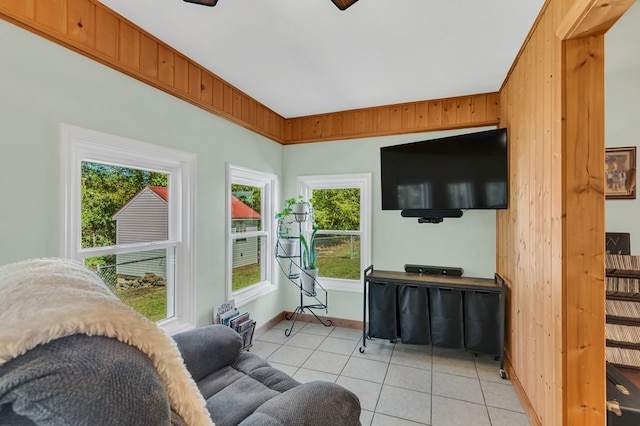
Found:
<box><xmin>173</xmin><ymin>324</ymin><xmax>362</xmax><ymax>426</ymax></box>
<box><xmin>0</xmin><ymin>257</ymin><xmax>360</xmax><ymax>425</ymax></box>
<box><xmin>0</xmin><ymin>325</ymin><xmax>361</xmax><ymax>426</ymax></box>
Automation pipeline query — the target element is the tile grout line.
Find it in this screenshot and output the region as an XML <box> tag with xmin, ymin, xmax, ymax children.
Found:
<box><xmin>474</xmin><ymin>354</ymin><xmax>494</xmax><ymax>426</ymax></box>
<box><xmin>260</xmin><ymin>322</ymin><xmax>528</xmax><ymax>425</ymax></box>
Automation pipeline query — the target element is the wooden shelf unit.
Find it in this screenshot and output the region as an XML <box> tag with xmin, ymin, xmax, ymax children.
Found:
<box><xmin>606</xmin><ymin>254</ymin><xmax>640</xmax><ymax>370</ymax></box>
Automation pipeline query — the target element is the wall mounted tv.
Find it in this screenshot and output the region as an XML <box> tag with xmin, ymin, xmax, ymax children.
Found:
<box><xmin>380</xmin><ymin>128</ymin><xmax>508</xmax><ymax>219</ymax></box>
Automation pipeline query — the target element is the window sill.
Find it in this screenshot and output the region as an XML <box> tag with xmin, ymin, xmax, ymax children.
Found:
<box><xmin>317</xmin><ymin>277</ymin><xmax>362</xmax><ymax>293</ymax></box>
<box><xmin>233</xmin><ymin>280</ymin><xmax>278</xmax><ymax>307</ymax></box>
<box><xmin>159</xmin><ymin>317</ymin><xmax>196</xmax><ymax>336</ymax></box>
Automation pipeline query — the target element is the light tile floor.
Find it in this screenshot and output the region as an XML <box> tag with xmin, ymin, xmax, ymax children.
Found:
<box><xmin>251</xmin><ymin>319</ymin><xmax>531</xmax><ymax>426</ymax></box>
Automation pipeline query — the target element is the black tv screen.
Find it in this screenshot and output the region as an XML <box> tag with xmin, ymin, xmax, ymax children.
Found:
<box><xmin>381</xmin><ymin>128</ymin><xmax>508</xmax><ymax>211</ymax></box>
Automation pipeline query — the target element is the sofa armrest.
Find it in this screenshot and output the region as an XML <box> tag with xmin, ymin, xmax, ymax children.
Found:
<box><xmin>240</xmin><ymin>381</ymin><xmax>361</xmax><ymax>426</ymax></box>
<box><xmin>172</xmin><ymin>324</ymin><xmax>242</xmax><ymax>382</ymax></box>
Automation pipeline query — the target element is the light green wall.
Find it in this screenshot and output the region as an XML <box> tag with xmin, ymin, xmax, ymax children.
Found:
<box><xmin>606</xmin><ymin>1</ymin><xmax>640</xmax><ymax>254</ymax></box>
<box><xmin>282</xmin><ymin>128</ymin><xmax>498</xmax><ymax>321</ymax></box>
<box><xmin>0</xmin><ymin>20</ymin><xmax>283</xmax><ymax>327</ymax></box>
<box><xmin>1</xmin><ymin>18</ymin><xmax>499</xmax><ymax>327</ymax></box>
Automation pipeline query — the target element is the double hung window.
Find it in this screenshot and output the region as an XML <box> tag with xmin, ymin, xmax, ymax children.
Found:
<box><xmin>60</xmin><ymin>124</ymin><xmax>196</xmax><ymax>333</ymax></box>
<box><xmin>227</xmin><ymin>164</ymin><xmax>277</xmax><ymax>305</ymax></box>
<box><xmin>298</xmin><ymin>173</ymin><xmax>371</xmax><ymax>292</ymax></box>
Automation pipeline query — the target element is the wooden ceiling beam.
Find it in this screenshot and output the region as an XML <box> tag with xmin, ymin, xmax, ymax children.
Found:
<box><xmin>557</xmin><ymin>0</ymin><xmax>636</xmax><ymax>40</ymax></box>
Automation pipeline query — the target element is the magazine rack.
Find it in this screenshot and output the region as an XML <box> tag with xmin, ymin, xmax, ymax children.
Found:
<box><xmin>275</xmin><ymin>216</ymin><xmax>331</xmax><ymax>336</ymax></box>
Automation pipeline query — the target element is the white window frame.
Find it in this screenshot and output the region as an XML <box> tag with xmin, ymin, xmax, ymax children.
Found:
<box><xmin>59</xmin><ymin>124</ymin><xmax>196</xmax><ymax>334</ymax></box>
<box><xmin>298</xmin><ymin>173</ymin><xmax>371</xmax><ymax>293</ymax></box>
<box><xmin>226</xmin><ymin>164</ymin><xmax>277</xmax><ymax>306</ymax></box>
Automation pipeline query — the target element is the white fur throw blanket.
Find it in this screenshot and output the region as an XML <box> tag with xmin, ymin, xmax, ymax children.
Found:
<box><xmin>0</xmin><ymin>258</ymin><xmax>213</xmax><ymax>426</ymax></box>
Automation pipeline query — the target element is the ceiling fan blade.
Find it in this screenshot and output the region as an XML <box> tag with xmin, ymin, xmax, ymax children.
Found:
<box><xmin>183</xmin><ymin>0</ymin><xmax>218</xmax><ymax>6</ymax></box>
<box><xmin>181</xmin><ymin>0</ymin><xmax>357</xmax><ymax>10</ymax></box>
<box><xmin>331</xmin><ymin>0</ymin><xmax>359</xmax><ymax>10</ymax></box>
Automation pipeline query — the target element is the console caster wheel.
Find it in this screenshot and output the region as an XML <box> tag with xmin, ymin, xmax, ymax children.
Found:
<box><xmin>359</xmin><ymin>346</ymin><xmax>365</xmax><ymax>353</ymax></box>
<box><xmin>499</xmin><ymin>369</ymin><xmax>508</xmax><ymax>380</ymax></box>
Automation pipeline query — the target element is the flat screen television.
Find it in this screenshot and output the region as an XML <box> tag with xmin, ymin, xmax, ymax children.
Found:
<box><xmin>380</xmin><ymin>128</ymin><xmax>508</xmax><ymax>216</ymax></box>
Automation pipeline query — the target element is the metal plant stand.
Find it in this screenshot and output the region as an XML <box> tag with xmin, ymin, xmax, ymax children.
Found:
<box><xmin>275</xmin><ymin>217</ymin><xmax>331</xmax><ymax>337</ymax></box>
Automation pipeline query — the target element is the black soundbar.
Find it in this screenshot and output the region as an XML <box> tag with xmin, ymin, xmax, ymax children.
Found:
<box><xmin>401</xmin><ymin>209</ymin><xmax>463</xmax><ymax>219</ymax></box>
<box><xmin>404</xmin><ymin>264</ymin><xmax>464</xmax><ymax>276</ymax></box>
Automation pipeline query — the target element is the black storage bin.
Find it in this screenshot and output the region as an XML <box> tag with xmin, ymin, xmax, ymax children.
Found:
<box><xmin>398</xmin><ymin>285</ymin><xmax>431</xmax><ymax>344</ymax></box>
<box><xmin>607</xmin><ymin>363</ymin><xmax>640</xmax><ymax>425</ymax></box>
<box><xmin>429</xmin><ymin>287</ymin><xmax>464</xmax><ymax>349</ymax></box>
<box><xmin>464</xmin><ymin>290</ymin><xmax>501</xmax><ymax>356</ymax></box>
<box><xmin>368</xmin><ymin>281</ymin><xmax>399</xmax><ymax>340</ymax></box>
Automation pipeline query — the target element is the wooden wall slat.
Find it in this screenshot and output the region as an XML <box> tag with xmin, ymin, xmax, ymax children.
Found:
<box><xmin>241</xmin><ymin>96</ymin><xmax>250</xmax><ymax>123</ymax></box>
<box><xmin>200</xmin><ymin>72</ymin><xmax>213</xmax><ymax>105</ymax></box>
<box><xmin>223</xmin><ymin>85</ymin><xmax>233</xmax><ymax>114</ymax></box>
<box><xmin>486</xmin><ymin>92</ymin><xmax>500</xmax><ymax>122</ymax></box>
<box><xmin>388</xmin><ymin>105</ymin><xmax>402</xmax><ymax>130</ymax></box>
<box><xmin>94</xmin><ymin>7</ymin><xmax>117</xmax><ymax>59</ymax></box>
<box><xmin>354</xmin><ymin>110</ymin><xmax>366</xmax><ymax>134</ymax></box>
<box><xmin>3</xmin><ymin>0</ymin><xmax>35</xmax><ymax>18</ymax></box>
<box><xmin>118</xmin><ymin>20</ymin><xmax>139</xmax><ymax>70</ymax></box>
<box><xmin>454</xmin><ymin>98</ymin><xmax>470</xmax><ymax>125</ymax></box>
<box><xmin>66</xmin><ymin>0</ymin><xmax>94</xmax><ymax>48</ymax></box>
<box><xmin>416</xmin><ymin>101</ymin><xmax>429</xmax><ymax>128</ymax></box>
<box><xmin>173</xmin><ymin>55</ymin><xmax>188</xmax><ymax>94</ymax></box>
<box><xmin>470</xmin><ymin>94</ymin><xmax>487</xmax><ymax>123</ymax></box>
<box><xmin>364</xmin><ymin>109</ymin><xmax>377</xmax><ymax>133</ymax></box>
<box><xmin>232</xmin><ymin>89</ymin><xmax>242</xmax><ymax>119</ymax></box>
<box><xmin>303</xmin><ymin>116</ymin><xmax>316</xmax><ymax>140</ymax></box>
<box><xmin>428</xmin><ymin>101</ymin><xmax>443</xmax><ymax>128</ymax></box>
<box><xmin>248</xmin><ymin>99</ymin><xmax>258</xmax><ymax>126</ymax></box>
<box><xmin>35</xmin><ymin>0</ymin><xmax>65</xmax><ymax>33</ymax></box>
<box><xmin>140</xmin><ymin>34</ymin><xmax>157</xmax><ymax>79</ymax></box>
<box><xmin>188</xmin><ymin>62</ymin><xmax>200</xmax><ymax>98</ymax></box>
<box><xmin>541</xmin><ymin>8</ymin><xmax>557</xmax><ymax>424</ymax></box>
<box><xmin>343</xmin><ymin>111</ymin><xmax>356</xmax><ymax>135</ymax></box>
<box><xmin>212</xmin><ymin>77</ymin><xmax>223</xmax><ymax>110</ymax></box>
<box><xmin>377</xmin><ymin>106</ymin><xmax>390</xmax><ymax>132</ymax></box>
<box><xmin>157</xmin><ymin>44</ymin><xmax>174</xmax><ymax>86</ymax></box>
<box><xmin>401</xmin><ymin>103</ymin><xmax>415</xmax><ymax>129</ymax></box>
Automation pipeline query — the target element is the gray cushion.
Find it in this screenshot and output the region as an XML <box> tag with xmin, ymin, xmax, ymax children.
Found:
<box><xmin>250</xmin><ymin>381</ymin><xmax>362</xmax><ymax>426</ymax></box>
<box><xmin>173</xmin><ymin>324</ymin><xmax>242</xmax><ymax>382</ymax></box>
<box><xmin>0</xmin><ymin>334</ymin><xmax>171</xmax><ymax>426</ymax></box>
<box><xmin>174</xmin><ymin>324</ymin><xmax>361</xmax><ymax>426</ymax></box>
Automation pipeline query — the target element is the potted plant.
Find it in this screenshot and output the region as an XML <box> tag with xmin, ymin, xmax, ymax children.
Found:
<box><xmin>275</xmin><ymin>195</ymin><xmax>314</xmax><ymax>223</ymax></box>
<box><xmin>274</xmin><ymin>196</ymin><xmax>314</xmax><ymax>257</ymax></box>
<box><xmin>300</xmin><ymin>227</ymin><xmax>319</xmax><ymax>295</ymax></box>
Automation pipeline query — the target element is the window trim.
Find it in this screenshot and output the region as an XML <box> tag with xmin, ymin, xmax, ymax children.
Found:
<box><xmin>298</xmin><ymin>173</ymin><xmax>372</xmax><ymax>293</ymax></box>
<box><xmin>226</xmin><ymin>163</ymin><xmax>278</xmax><ymax>306</ymax></box>
<box><xmin>59</xmin><ymin>124</ymin><xmax>196</xmax><ymax>334</ymax></box>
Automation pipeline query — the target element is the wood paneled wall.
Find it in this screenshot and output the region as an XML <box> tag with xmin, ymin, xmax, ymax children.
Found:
<box><xmin>497</xmin><ymin>0</ymin><xmax>630</xmax><ymax>424</ymax></box>
<box><xmin>0</xmin><ymin>0</ymin><xmax>499</xmax><ymax>145</ymax></box>
<box><xmin>498</xmin><ymin>4</ymin><xmax>565</xmax><ymax>423</ymax></box>
<box><xmin>283</xmin><ymin>92</ymin><xmax>499</xmax><ymax>144</ymax></box>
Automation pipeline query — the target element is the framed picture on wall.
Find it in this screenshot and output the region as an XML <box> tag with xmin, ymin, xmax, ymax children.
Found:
<box><xmin>606</xmin><ymin>232</ymin><xmax>631</xmax><ymax>255</ymax></box>
<box><xmin>606</xmin><ymin>146</ymin><xmax>636</xmax><ymax>200</ymax></box>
